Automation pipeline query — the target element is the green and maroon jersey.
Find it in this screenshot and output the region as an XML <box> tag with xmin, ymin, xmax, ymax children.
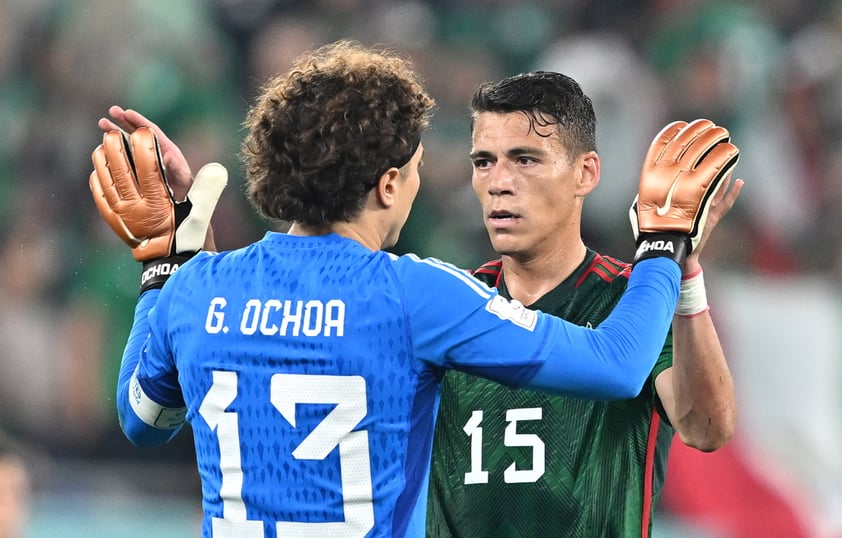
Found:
<box><xmin>427</xmin><ymin>250</ymin><xmax>674</xmax><ymax>537</ymax></box>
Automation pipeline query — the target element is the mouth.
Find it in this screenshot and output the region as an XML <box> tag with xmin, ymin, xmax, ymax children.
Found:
<box><xmin>488</xmin><ymin>210</ymin><xmax>520</xmax><ymax>228</ymax></box>
<box><xmin>490</xmin><ymin>209</ymin><xmax>518</xmax><ymax>219</ymax></box>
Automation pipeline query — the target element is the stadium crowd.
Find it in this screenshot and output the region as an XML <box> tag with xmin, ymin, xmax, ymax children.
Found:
<box><xmin>1</xmin><ymin>0</ymin><xmax>841</xmax><ymax>536</ymax></box>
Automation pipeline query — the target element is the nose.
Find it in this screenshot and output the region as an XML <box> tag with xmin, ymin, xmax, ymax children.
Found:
<box><xmin>487</xmin><ymin>162</ymin><xmax>515</xmax><ymax>195</ymax></box>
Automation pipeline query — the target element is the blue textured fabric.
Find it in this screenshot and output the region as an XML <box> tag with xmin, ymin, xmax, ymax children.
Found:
<box><xmin>116</xmin><ymin>232</ymin><xmax>678</xmax><ymax>537</ymax></box>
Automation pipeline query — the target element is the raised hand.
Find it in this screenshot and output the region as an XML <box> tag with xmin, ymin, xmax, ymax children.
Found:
<box><xmin>630</xmin><ymin>119</ymin><xmax>740</xmax><ymax>266</ymax></box>
<box><xmin>98</xmin><ymin>106</ymin><xmax>194</xmax><ymax>200</ymax></box>
<box><xmin>684</xmin><ymin>173</ymin><xmax>744</xmax><ymax>267</ymax></box>
<box><xmin>89</xmin><ymin>126</ymin><xmax>227</xmax><ymax>291</ymax></box>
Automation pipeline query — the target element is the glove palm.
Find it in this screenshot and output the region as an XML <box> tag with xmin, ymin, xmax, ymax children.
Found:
<box><xmin>89</xmin><ymin>127</ymin><xmax>227</xmax><ymax>291</ymax></box>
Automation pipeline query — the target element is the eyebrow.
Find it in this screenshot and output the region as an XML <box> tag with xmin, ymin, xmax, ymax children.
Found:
<box><xmin>469</xmin><ymin>146</ymin><xmax>545</xmax><ymax>160</ymax></box>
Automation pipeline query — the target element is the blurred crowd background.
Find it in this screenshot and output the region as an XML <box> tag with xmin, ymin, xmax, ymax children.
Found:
<box><xmin>1</xmin><ymin>0</ymin><xmax>841</xmax><ymax>536</ymax></box>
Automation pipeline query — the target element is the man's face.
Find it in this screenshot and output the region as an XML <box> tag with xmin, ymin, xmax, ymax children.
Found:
<box><xmin>471</xmin><ymin>111</ymin><xmax>587</xmax><ymax>260</ymax></box>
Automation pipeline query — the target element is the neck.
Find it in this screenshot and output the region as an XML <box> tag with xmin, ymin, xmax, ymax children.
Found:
<box><xmin>287</xmin><ymin>219</ymin><xmax>384</xmax><ymax>252</ymax></box>
<box><xmin>500</xmin><ymin>239</ymin><xmax>587</xmax><ymax>305</ymax></box>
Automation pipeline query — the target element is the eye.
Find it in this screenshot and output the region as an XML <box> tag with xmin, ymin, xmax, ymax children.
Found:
<box><xmin>516</xmin><ymin>155</ymin><xmax>536</xmax><ymax>165</ymax></box>
<box><xmin>472</xmin><ymin>158</ymin><xmax>491</xmax><ymax>169</ymax></box>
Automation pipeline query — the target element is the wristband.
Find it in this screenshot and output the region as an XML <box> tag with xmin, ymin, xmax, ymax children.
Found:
<box><xmin>140</xmin><ymin>254</ymin><xmax>193</xmax><ymax>295</ymax></box>
<box><xmin>633</xmin><ymin>233</ymin><xmax>690</xmax><ymax>266</ymax></box>
<box><xmin>675</xmin><ymin>267</ymin><xmax>709</xmax><ymax>317</ymax></box>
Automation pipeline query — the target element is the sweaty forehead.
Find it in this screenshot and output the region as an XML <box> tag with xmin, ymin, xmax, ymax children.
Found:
<box><xmin>473</xmin><ymin>111</ymin><xmax>531</xmax><ymax>134</ymax></box>
<box><xmin>471</xmin><ymin>111</ymin><xmax>561</xmax><ymax>153</ymax></box>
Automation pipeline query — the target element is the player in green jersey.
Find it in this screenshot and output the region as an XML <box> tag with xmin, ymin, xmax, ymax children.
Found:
<box><xmin>427</xmin><ymin>72</ymin><xmax>741</xmax><ymax>537</ymax></box>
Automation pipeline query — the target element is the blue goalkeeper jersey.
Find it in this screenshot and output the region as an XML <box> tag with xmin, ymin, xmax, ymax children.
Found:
<box><xmin>116</xmin><ymin>231</ymin><xmax>679</xmax><ymax>538</ymax></box>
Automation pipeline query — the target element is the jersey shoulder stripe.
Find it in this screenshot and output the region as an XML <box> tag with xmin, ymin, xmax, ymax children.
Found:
<box><xmin>576</xmin><ymin>253</ymin><xmax>631</xmax><ymax>287</ymax></box>
<box><xmin>472</xmin><ymin>259</ymin><xmax>503</xmax><ymax>286</ymax></box>
<box><xmin>401</xmin><ymin>253</ymin><xmax>494</xmax><ymax>299</ymax></box>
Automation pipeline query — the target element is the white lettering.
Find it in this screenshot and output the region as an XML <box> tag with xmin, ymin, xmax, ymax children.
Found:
<box><xmin>140</xmin><ymin>262</ymin><xmax>180</xmax><ymax>285</ymax></box>
<box><xmin>302</xmin><ymin>300</ymin><xmax>324</xmax><ymax>337</ymax></box>
<box><xmin>230</xmin><ymin>299</ymin><xmax>345</xmax><ymax>337</ymax></box>
<box><xmin>205</xmin><ymin>297</ymin><xmax>227</xmax><ymax>334</ymax></box>
<box><xmin>259</xmin><ymin>299</ymin><xmax>283</xmax><ymax>336</ymax></box>
<box><xmin>280</xmin><ymin>300</ymin><xmax>303</xmax><ymax>336</ymax></box>
<box><xmin>636</xmin><ymin>239</ymin><xmax>676</xmax><ymax>258</ymax></box>
<box><xmin>324</xmin><ymin>299</ymin><xmax>345</xmax><ymax>336</ymax></box>
<box><xmin>204</xmin><ymin>296</ymin><xmax>347</xmax><ymax>338</ymax></box>
<box><xmin>240</xmin><ymin>299</ymin><xmax>262</xmax><ymax>335</ymax></box>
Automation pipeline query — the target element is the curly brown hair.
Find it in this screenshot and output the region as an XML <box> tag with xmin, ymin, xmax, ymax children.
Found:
<box><xmin>241</xmin><ymin>40</ymin><xmax>436</xmax><ymax>227</ymax></box>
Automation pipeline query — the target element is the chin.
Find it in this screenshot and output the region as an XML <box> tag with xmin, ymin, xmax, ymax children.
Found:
<box><xmin>490</xmin><ymin>239</ymin><xmax>521</xmax><ymax>257</ymax></box>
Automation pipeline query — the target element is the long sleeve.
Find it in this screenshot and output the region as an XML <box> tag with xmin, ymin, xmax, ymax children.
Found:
<box><xmin>116</xmin><ymin>289</ymin><xmax>185</xmax><ymax>447</ymax></box>
<box><xmin>397</xmin><ymin>254</ymin><xmax>680</xmax><ymax>400</ymax></box>
<box><xmin>525</xmin><ymin>257</ymin><xmax>680</xmax><ymax>399</ymax></box>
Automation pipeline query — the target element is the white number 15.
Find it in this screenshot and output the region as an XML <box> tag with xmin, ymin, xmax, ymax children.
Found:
<box><xmin>463</xmin><ymin>407</ymin><xmax>545</xmax><ymax>485</ymax></box>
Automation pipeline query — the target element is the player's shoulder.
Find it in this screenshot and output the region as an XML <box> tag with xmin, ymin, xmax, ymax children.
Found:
<box><xmin>390</xmin><ymin>253</ymin><xmax>496</xmax><ymax>296</ymax></box>
<box><xmin>471</xmin><ymin>258</ymin><xmax>503</xmax><ymax>286</ymax></box>
<box><xmin>389</xmin><ymin>252</ymin><xmax>470</xmax><ymax>278</ymax></box>
<box><xmin>163</xmin><ymin>248</ymin><xmax>247</xmax><ymax>294</ymax></box>
<box><xmin>171</xmin><ymin>249</ymin><xmax>226</xmax><ymax>275</ymax></box>
<box><xmin>578</xmin><ymin>252</ymin><xmax>631</xmax><ymax>286</ymax></box>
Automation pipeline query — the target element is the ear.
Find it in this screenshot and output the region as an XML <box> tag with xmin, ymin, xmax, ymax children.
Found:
<box><xmin>373</xmin><ymin>167</ymin><xmax>401</xmax><ymax>208</ymax></box>
<box><xmin>574</xmin><ymin>151</ymin><xmax>600</xmax><ymax>197</ymax></box>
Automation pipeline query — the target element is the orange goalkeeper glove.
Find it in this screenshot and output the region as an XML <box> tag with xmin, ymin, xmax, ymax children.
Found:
<box><xmin>89</xmin><ymin>127</ymin><xmax>227</xmax><ymax>293</ymax></box>
<box><xmin>629</xmin><ymin>119</ymin><xmax>739</xmax><ymax>265</ymax></box>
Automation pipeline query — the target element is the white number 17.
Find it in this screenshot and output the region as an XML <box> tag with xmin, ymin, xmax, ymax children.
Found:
<box><xmin>199</xmin><ymin>371</ymin><xmax>375</xmax><ymax>538</ymax></box>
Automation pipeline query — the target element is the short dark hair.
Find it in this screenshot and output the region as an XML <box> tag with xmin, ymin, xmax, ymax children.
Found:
<box><xmin>241</xmin><ymin>40</ymin><xmax>436</xmax><ymax>227</ymax></box>
<box><xmin>470</xmin><ymin>71</ymin><xmax>596</xmax><ymax>158</ymax></box>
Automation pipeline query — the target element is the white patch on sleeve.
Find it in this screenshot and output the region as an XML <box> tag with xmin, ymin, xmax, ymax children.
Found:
<box><xmin>129</xmin><ymin>373</ymin><xmax>186</xmax><ymax>429</ymax></box>
<box><xmin>485</xmin><ymin>296</ymin><xmax>538</xmax><ymax>331</ymax></box>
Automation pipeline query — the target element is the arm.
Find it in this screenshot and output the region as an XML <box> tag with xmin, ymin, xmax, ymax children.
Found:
<box><xmin>656</xmin><ymin>176</ymin><xmax>743</xmax><ymax>451</ymax></box>
<box><xmin>401</xmin><ymin>254</ymin><xmax>680</xmax><ymax>400</ymax></box>
<box><xmin>89</xmin><ymin>115</ymin><xmax>226</xmax><ymax>445</ymax></box>
<box><xmin>526</xmin><ymin>257</ymin><xmax>680</xmax><ymax>399</ymax></box>
<box><xmin>117</xmin><ymin>290</ymin><xmax>185</xmax><ymax>447</ymax></box>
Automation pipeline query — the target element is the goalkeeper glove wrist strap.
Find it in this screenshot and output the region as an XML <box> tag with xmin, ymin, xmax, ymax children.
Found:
<box><xmin>140</xmin><ymin>254</ymin><xmax>194</xmax><ymax>295</ymax></box>
<box><xmin>633</xmin><ymin>233</ymin><xmax>690</xmax><ymax>267</ymax></box>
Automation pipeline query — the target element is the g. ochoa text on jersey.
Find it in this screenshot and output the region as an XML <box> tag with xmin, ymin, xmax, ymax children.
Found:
<box><xmin>204</xmin><ymin>297</ymin><xmax>346</xmax><ymax>337</ymax></box>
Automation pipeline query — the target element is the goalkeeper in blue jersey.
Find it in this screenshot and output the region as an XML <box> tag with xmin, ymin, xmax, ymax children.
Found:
<box><xmin>426</xmin><ymin>73</ymin><xmax>741</xmax><ymax>537</ymax></box>
<box><xmin>88</xmin><ymin>41</ymin><xmax>737</xmax><ymax>538</ymax></box>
